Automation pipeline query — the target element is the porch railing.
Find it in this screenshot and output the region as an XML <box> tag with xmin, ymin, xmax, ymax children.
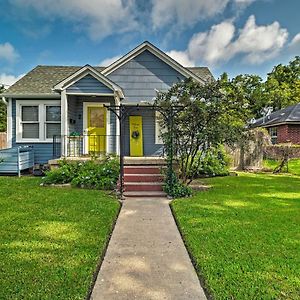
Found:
<box><xmin>53</xmin><ymin>135</ymin><xmax>119</xmax><ymax>158</ymax></box>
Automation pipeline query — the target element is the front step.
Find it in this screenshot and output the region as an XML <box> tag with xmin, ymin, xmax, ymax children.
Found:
<box><xmin>124</xmin><ymin>166</ymin><xmax>163</xmax><ymax>175</ymax></box>
<box><xmin>124</xmin><ymin>191</ymin><xmax>167</xmax><ymax>198</ymax></box>
<box><xmin>125</xmin><ymin>182</ymin><xmax>163</xmax><ymax>192</ymax></box>
<box><xmin>123</xmin><ymin>165</ymin><xmax>166</xmax><ymax>197</ymax></box>
<box><xmin>124</xmin><ymin>174</ymin><xmax>164</xmax><ymax>182</ymax></box>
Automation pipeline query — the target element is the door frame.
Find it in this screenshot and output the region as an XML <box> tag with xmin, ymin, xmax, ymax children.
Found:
<box><xmin>83</xmin><ymin>102</ymin><xmax>111</xmax><ymax>154</ymax></box>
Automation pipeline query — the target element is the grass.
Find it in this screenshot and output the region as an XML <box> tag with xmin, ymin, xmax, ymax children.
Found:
<box><xmin>263</xmin><ymin>158</ymin><xmax>300</xmax><ymax>176</ymax></box>
<box><xmin>171</xmin><ymin>173</ymin><xmax>300</xmax><ymax>300</ymax></box>
<box><xmin>0</xmin><ymin>176</ymin><xmax>120</xmax><ymax>300</ymax></box>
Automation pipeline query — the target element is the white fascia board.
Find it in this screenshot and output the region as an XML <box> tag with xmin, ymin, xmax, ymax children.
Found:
<box><xmin>53</xmin><ymin>65</ymin><xmax>124</xmax><ymax>98</ymax></box>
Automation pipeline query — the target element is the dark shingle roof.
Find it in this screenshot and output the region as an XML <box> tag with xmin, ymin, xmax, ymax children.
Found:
<box><xmin>252</xmin><ymin>103</ymin><xmax>300</xmax><ymax>127</ymax></box>
<box><xmin>187</xmin><ymin>67</ymin><xmax>214</xmax><ymax>82</ymax></box>
<box><xmin>2</xmin><ymin>65</ymin><xmax>214</xmax><ymax>97</ymax></box>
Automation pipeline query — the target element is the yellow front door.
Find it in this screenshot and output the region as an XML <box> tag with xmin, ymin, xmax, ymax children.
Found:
<box><xmin>129</xmin><ymin>116</ymin><xmax>143</xmax><ymax>156</ymax></box>
<box><xmin>87</xmin><ymin>106</ymin><xmax>106</xmax><ymax>154</ymax></box>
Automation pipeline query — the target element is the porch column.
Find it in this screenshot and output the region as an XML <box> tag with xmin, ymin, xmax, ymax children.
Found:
<box><xmin>6</xmin><ymin>98</ymin><xmax>12</xmax><ymax>148</ymax></box>
<box><xmin>61</xmin><ymin>90</ymin><xmax>68</xmax><ymax>157</ymax></box>
<box><xmin>114</xmin><ymin>93</ymin><xmax>121</xmax><ymax>155</ymax></box>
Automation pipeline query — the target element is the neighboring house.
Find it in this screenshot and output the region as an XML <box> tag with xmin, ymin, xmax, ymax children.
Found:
<box><xmin>252</xmin><ymin>103</ymin><xmax>300</xmax><ymax>144</ymax></box>
<box><xmin>2</xmin><ymin>41</ymin><xmax>213</xmax><ymax>164</ymax></box>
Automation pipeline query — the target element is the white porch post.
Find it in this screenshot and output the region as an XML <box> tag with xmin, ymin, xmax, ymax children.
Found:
<box><xmin>61</xmin><ymin>90</ymin><xmax>68</xmax><ymax>157</ymax></box>
<box><xmin>6</xmin><ymin>98</ymin><xmax>12</xmax><ymax>148</ymax></box>
<box><xmin>115</xmin><ymin>93</ymin><xmax>121</xmax><ymax>155</ymax></box>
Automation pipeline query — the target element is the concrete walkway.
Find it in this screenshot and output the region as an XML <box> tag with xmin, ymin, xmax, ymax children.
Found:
<box><xmin>91</xmin><ymin>198</ymin><xmax>207</xmax><ymax>300</ymax></box>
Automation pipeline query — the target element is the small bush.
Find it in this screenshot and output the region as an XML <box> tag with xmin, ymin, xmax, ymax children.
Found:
<box><xmin>42</xmin><ymin>157</ymin><xmax>119</xmax><ymax>190</ymax></box>
<box><xmin>193</xmin><ymin>147</ymin><xmax>230</xmax><ymax>177</ymax></box>
<box><xmin>164</xmin><ymin>170</ymin><xmax>192</xmax><ymax>198</ymax></box>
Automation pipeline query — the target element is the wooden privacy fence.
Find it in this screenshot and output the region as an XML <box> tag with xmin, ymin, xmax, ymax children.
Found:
<box><xmin>0</xmin><ymin>132</ymin><xmax>7</xmax><ymax>150</ymax></box>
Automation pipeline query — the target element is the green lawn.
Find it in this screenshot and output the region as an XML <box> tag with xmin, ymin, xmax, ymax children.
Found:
<box><xmin>171</xmin><ymin>173</ymin><xmax>300</xmax><ymax>300</ymax></box>
<box><xmin>264</xmin><ymin>158</ymin><xmax>300</xmax><ymax>176</ymax></box>
<box><xmin>0</xmin><ymin>177</ymin><xmax>120</xmax><ymax>300</ymax></box>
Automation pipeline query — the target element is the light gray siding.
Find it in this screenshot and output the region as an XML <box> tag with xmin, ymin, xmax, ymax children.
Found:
<box><xmin>108</xmin><ymin>50</ymin><xmax>186</xmax><ymax>103</ymax></box>
<box><xmin>124</xmin><ymin>107</ymin><xmax>164</xmax><ymax>156</ymax></box>
<box><xmin>66</xmin><ymin>74</ymin><xmax>114</xmax><ymax>94</ymax></box>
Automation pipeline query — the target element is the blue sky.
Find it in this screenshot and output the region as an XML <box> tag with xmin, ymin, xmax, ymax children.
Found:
<box><xmin>0</xmin><ymin>0</ymin><xmax>299</xmax><ymax>86</ymax></box>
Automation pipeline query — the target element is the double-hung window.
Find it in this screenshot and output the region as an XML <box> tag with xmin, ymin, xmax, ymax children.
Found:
<box><xmin>16</xmin><ymin>100</ymin><xmax>61</xmax><ymax>142</ymax></box>
<box><xmin>268</xmin><ymin>127</ymin><xmax>277</xmax><ymax>144</ymax></box>
<box><xmin>45</xmin><ymin>106</ymin><xmax>61</xmax><ymax>139</ymax></box>
<box><xmin>21</xmin><ymin>106</ymin><xmax>39</xmax><ymax>139</ymax></box>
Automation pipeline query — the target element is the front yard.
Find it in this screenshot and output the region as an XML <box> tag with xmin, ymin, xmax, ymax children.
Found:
<box><xmin>172</xmin><ymin>173</ymin><xmax>300</xmax><ymax>300</ymax></box>
<box><xmin>0</xmin><ymin>177</ymin><xmax>120</xmax><ymax>299</ymax></box>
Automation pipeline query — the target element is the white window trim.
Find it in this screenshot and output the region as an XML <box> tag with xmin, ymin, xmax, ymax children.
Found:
<box><xmin>83</xmin><ymin>102</ymin><xmax>111</xmax><ymax>154</ymax></box>
<box><xmin>155</xmin><ymin>111</ymin><xmax>164</xmax><ymax>144</ymax></box>
<box><xmin>16</xmin><ymin>100</ymin><xmax>61</xmax><ymax>143</ymax></box>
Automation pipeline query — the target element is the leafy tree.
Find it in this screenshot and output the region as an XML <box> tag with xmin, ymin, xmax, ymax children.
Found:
<box><xmin>264</xmin><ymin>56</ymin><xmax>300</xmax><ymax>110</ymax></box>
<box><xmin>220</xmin><ymin>56</ymin><xmax>300</xmax><ymax>119</ymax></box>
<box><xmin>220</xmin><ymin>72</ymin><xmax>265</xmax><ymax>119</ymax></box>
<box><xmin>0</xmin><ymin>85</ymin><xmax>6</xmax><ymax>132</ymax></box>
<box><xmin>155</xmin><ymin>78</ymin><xmax>250</xmax><ymax>187</ymax></box>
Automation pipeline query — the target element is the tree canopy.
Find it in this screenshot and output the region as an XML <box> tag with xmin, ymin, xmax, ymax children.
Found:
<box><xmin>221</xmin><ymin>56</ymin><xmax>300</xmax><ymax>119</ymax></box>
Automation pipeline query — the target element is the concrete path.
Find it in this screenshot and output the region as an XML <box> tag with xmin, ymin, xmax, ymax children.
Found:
<box><xmin>91</xmin><ymin>198</ymin><xmax>207</xmax><ymax>300</ymax></box>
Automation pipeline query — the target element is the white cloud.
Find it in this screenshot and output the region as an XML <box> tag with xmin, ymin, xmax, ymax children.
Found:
<box><xmin>290</xmin><ymin>33</ymin><xmax>300</xmax><ymax>47</ymax></box>
<box><xmin>0</xmin><ymin>43</ymin><xmax>19</xmax><ymax>63</ymax></box>
<box><xmin>231</xmin><ymin>15</ymin><xmax>288</xmax><ymax>63</ymax></box>
<box><xmin>166</xmin><ymin>50</ymin><xmax>195</xmax><ymax>67</ymax></box>
<box><xmin>0</xmin><ymin>73</ymin><xmax>24</xmax><ymax>87</ymax></box>
<box><xmin>234</xmin><ymin>0</ymin><xmax>256</xmax><ymax>4</ymax></box>
<box><xmin>99</xmin><ymin>55</ymin><xmax>121</xmax><ymax>66</ymax></box>
<box><xmin>167</xmin><ymin>15</ymin><xmax>288</xmax><ymax>66</ymax></box>
<box><xmin>10</xmin><ymin>0</ymin><xmax>138</xmax><ymax>41</ymax></box>
<box><xmin>151</xmin><ymin>0</ymin><xmax>230</xmax><ymax>29</ymax></box>
<box><xmin>188</xmin><ymin>20</ymin><xmax>235</xmax><ymax>64</ymax></box>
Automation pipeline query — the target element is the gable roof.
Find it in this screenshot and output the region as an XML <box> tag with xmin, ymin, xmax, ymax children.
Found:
<box><xmin>252</xmin><ymin>103</ymin><xmax>300</xmax><ymax>128</ymax></box>
<box><xmin>53</xmin><ymin>64</ymin><xmax>124</xmax><ymax>97</ymax></box>
<box><xmin>2</xmin><ymin>65</ymin><xmax>213</xmax><ymax>98</ymax></box>
<box><xmin>1</xmin><ymin>66</ymin><xmax>104</xmax><ymax>97</ymax></box>
<box><xmin>2</xmin><ymin>41</ymin><xmax>214</xmax><ymax>98</ymax></box>
<box><xmin>101</xmin><ymin>41</ymin><xmax>207</xmax><ymax>84</ymax></box>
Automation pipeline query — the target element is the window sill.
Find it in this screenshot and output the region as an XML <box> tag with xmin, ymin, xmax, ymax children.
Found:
<box><xmin>16</xmin><ymin>139</ymin><xmax>54</xmax><ymax>143</ymax></box>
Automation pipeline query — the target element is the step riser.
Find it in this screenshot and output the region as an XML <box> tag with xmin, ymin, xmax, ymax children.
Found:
<box><xmin>124</xmin><ymin>175</ymin><xmax>163</xmax><ymax>182</ymax></box>
<box><xmin>124</xmin><ymin>193</ymin><xmax>167</xmax><ymax>198</ymax></box>
<box><xmin>125</xmin><ymin>184</ymin><xmax>163</xmax><ymax>192</ymax></box>
<box><xmin>124</xmin><ymin>168</ymin><xmax>162</xmax><ymax>175</ymax></box>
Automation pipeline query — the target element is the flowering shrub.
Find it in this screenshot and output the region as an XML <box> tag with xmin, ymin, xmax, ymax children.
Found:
<box><xmin>42</xmin><ymin>157</ymin><xmax>119</xmax><ymax>190</ymax></box>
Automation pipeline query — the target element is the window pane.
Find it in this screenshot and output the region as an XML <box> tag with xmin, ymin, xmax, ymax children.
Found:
<box><xmin>89</xmin><ymin>107</ymin><xmax>104</xmax><ymax>127</ymax></box>
<box><xmin>46</xmin><ymin>106</ymin><xmax>61</xmax><ymax>121</ymax></box>
<box><xmin>22</xmin><ymin>123</ymin><xmax>39</xmax><ymax>138</ymax></box>
<box><xmin>46</xmin><ymin>123</ymin><xmax>61</xmax><ymax>138</ymax></box>
<box><xmin>22</xmin><ymin>106</ymin><xmax>39</xmax><ymax>121</ymax></box>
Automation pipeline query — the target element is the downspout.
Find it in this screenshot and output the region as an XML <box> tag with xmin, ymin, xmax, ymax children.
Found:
<box><xmin>1</xmin><ymin>97</ymin><xmax>7</xmax><ymax>105</ymax></box>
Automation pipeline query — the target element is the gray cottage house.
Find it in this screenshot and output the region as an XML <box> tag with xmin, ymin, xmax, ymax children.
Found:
<box><xmin>2</xmin><ymin>41</ymin><xmax>213</xmax><ymax>165</ymax></box>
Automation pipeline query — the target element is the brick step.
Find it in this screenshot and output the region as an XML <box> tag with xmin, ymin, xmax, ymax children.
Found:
<box><xmin>124</xmin><ymin>166</ymin><xmax>163</xmax><ymax>175</ymax></box>
<box><xmin>124</xmin><ymin>191</ymin><xmax>167</xmax><ymax>198</ymax></box>
<box><xmin>124</xmin><ymin>174</ymin><xmax>164</xmax><ymax>182</ymax></box>
<box><xmin>124</xmin><ymin>182</ymin><xmax>163</xmax><ymax>192</ymax></box>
